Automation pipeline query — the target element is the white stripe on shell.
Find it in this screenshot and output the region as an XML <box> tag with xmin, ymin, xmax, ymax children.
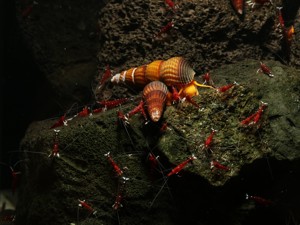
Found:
<box><xmin>121</xmin><ymin>71</ymin><xmax>127</xmax><ymax>82</ymax></box>
<box><xmin>111</xmin><ymin>73</ymin><xmax>121</xmax><ymax>83</ymax></box>
<box><xmin>131</xmin><ymin>68</ymin><xmax>137</xmax><ymax>84</ymax></box>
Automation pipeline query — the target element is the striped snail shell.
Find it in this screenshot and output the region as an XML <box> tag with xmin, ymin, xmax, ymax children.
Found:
<box><xmin>143</xmin><ymin>81</ymin><xmax>168</xmax><ymax>122</ymax></box>
<box><xmin>111</xmin><ymin>57</ymin><xmax>195</xmax><ymax>88</ymax></box>
<box><xmin>111</xmin><ymin>64</ymin><xmax>149</xmax><ymax>87</ymax></box>
<box><xmin>160</xmin><ymin>57</ymin><xmax>195</xmax><ymax>86</ymax></box>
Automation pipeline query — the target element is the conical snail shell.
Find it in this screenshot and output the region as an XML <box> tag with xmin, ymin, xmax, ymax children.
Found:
<box><xmin>111</xmin><ymin>57</ymin><xmax>195</xmax><ymax>88</ymax></box>
<box><xmin>143</xmin><ymin>81</ymin><xmax>168</xmax><ymax>122</ymax></box>
<box><xmin>160</xmin><ymin>57</ymin><xmax>195</xmax><ymax>86</ymax></box>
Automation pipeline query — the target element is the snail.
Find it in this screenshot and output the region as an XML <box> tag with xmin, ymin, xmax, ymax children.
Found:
<box><xmin>143</xmin><ymin>81</ymin><xmax>169</xmax><ymax>122</ymax></box>
<box><xmin>111</xmin><ymin>56</ymin><xmax>213</xmax><ymax>98</ymax></box>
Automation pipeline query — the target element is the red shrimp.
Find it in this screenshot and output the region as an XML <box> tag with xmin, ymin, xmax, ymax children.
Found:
<box><xmin>217</xmin><ymin>82</ymin><xmax>238</xmax><ymax>92</ymax></box>
<box><xmin>204</xmin><ymin>129</ymin><xmax>217</xmax><ymax>149</ymax></box>
<box><xmin>148</xmin><ymin>153</ymin><xmax>159</xmax><ymax>168</ymax></box>
<box><xmin>97</xmin><ymin>98</ymin><xmax>129</xmax><ymax>110</ymax></box>
<box><xmin>77</xmin><ymin>106</ymin><xmax>90</xmax><ymax>117</ymax></box>
<box><xmin>171</xmin><ymin>86</ymin><xmax>181</xmax><ymax>104</ymax></box>
<box><xmin>210</xmin><ymin>160</ymin><xmax>230</xmax><ymax>171</ymax></box>
<box><xmin>154</xmin><ymin>20</ymin><xmax>175</xmax><ymax>39</ymax></box>
<box><xmin>78</xmin><ymin>199</ymin><xmax>97</xmax><ymax>215</ymax></box>
<box><xmin>49</xmin><ymin>129</ymin><xmax>60</xmax><ymax>158</ymax></box>
<box><xmin>0</xmin><ymin>161</ymin><xmax>23</xmax><ymax>194</ymax></box>
<box><xmin>240</xmin><ymin>112</ymin><xmax>257</xmax><ymax>126</ymax></box>
<box><xmin>92</xmin><ymin>107</ymin><xmax>104</xmax><ymax>114</ymax></box>
<box><xmin>257</xmin><ymin>62</ymin><xmax>274</xmax><ymax>77</ymax></box>
<box><xmin>104</xmin><ymin>152</ymin><xmax>124</xmax><ymax>177</ymax></box>
<box><xmin>240</xmin><ymin>101</ymin><xmax>268</xmax><ymax>126</ymax></box>
<box><xmin>246</xmin><ymin>193</ymin><xmax>273</xmax><ymax>206</ymax></box>
<box><xmin>184</xmin><ymin>96</ymin><xmax>200</xmax><ymax>108</ymax></box>
<box><xmin>50</xmin><ymin>114</ymin><xmax>66</xmax><ymax>129</ymax></box>
<box><xmin>98</xmin><ymin>64</ymin><xmax>112</xmax><ymax>89</ymax></box>
<box><xmin>277</xmin><ymin>7</ymin><xmax>285</xmax><ymax>29</ymax></box>
<box><xmin>150</xmin><ymin>154</ymin><xmax>196</xmax><ymax>208</ymax></box>
<box><xmin>124</xmin><ymin>100</ymin><xmax>148</xmax><ymax>122</ymax></box>
<box><xmin>112</xmin><ymin>193</ymin><xmax>123</xmax><ymax>210</ymax></box>
<box><xmin>202</xmin><ymin>72</ymin><xmax>210</xmax><ymax>84</ymax></box>
<box><xmin>147</xmin><ymin>152</ymin><xmax>163</xmax><ymax>176</ymax></box>
<box><xmin>10</xmin><ymin>167</ymin><xmax>21</xmax><ymax>194</ymax></box>
<box><xmin>251</xmin><ymin>101</ymin><xmax>268</xmax><ymax>125</ymax></box>
<box><xmin>167</xmin><ymin>154</ymin><xmax>197</xmax><ymax>177</ymax></box>
<box><xmin>165</xmin><ymin>0</ymin><xmax>178</xmax><ymax>12</ymax></box>
<box><xmin>116</xmin><ymin>110</ymin><xmax>126</xmax><ymax>122</ymax></box>
<box><xmin>201</xmin><ymin>72</ymin><xmax>215</xmax><ymax>87</ymax></box>
<box><xmin>112</xmin><ymin>177</ymin><xmax>129</xmax><ymax>210</ymax></box>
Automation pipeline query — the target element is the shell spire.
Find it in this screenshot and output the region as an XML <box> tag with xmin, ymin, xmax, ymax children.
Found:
<box><xmin>110</xmin><ymin>65</ymin><xmax>149</xmax><ymax>87</ymax></box>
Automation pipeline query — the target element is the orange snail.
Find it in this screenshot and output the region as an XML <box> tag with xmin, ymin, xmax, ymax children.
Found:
<box><xmin>111</xmin><ymin>57</ymin><xmax>214</xmax><ymax>122</ymax></box>
<box><xmin>111</xmin><ymin>56</ymin><xmax>213</xmax><ymax>99</ymax></box>
<box><xmin>143</xmin><ymin>81</ymin><xmax>168</xmax><ymax>122</ymax></box>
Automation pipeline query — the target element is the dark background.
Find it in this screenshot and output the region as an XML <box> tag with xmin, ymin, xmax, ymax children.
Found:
<box><xmin>1</xmin><ymin>0</ymin><xmax>59</xmax><ymax>189</ymax></box>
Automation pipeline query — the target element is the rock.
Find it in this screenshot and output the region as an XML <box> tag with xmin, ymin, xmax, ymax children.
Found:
<box><xmin>15</xmin><ymin>0</ymin><xmax>105</xmax><ymax>106</ymax></box>
<box><xmin>16</xmin><ymin>59</ymin><xmax>300</xmax><ymax>224</ymax></box>
<box><xmin>96</xmin><ymin>0</ymin><xmax>299</xmax><ymax>71</ymax></box>
<box><xmin>95</xmin><ymin>0</ymin><xmax>300</xmax><ymax>100</ymax></box>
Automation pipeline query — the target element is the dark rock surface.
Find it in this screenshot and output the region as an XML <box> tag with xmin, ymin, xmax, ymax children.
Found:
<box><xmin>15</xmin><ymin>0</ymin><xmax>300</xmax><ymax>104</ymax></box>
<box><xmin>15</xmin><ymin>0</ymin><xmax>106</xmax><ymax>106</ymax></box>
<box><xmin>95</xmin><ymin>0</ymin><xmax>300</xmax><ymax>100</ymax></box>
<box><xmin>96</xmin><ymin>0</ymin><xmax>299</xmax><ymax>68</ymax></box>
<box><xmin>16</xmin><ymin>59</ymin><xmax>300</xmax><ymax>225</ymax></box>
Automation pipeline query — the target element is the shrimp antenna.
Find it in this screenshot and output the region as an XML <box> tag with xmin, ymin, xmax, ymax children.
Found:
<box><xmin>149</xmin><ymin>176</ymin><xmax>169</xmax><ymax>209</ymax></box>
<box><xmin>65</xmin><ymin>102</ymin><xmax>80</xmax><ymax>117</ymax></box>
<box><xmin>77</xmin><ymin>205</ymin><xmax>80</xmax><ymax>225</ymax></box>
<box><xmin>12</xmin><ymin>159</ymin><xmax>27</xmax><ymax>168</ymax></box>
<box><xmin>116</xmin><ymin>210</ymin><xmax>121</xmax><ymax>225</ymax></box>
<box><xmin>117</xmin><ymin>106</ymin><xmax>138</xmax><ymax>154</ymax></box>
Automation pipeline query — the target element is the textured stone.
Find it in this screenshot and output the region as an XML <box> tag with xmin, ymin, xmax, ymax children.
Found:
<box><xmin>16</xmin><ymin>59</ymin><xmax>300</xmax><ymax>225</ymax></box>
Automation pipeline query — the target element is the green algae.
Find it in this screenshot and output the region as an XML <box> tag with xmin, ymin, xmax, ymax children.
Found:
<box><xmin>158</xmin><ymin>84</ymin><xmax>271</xmax><ymax>186</ymax></box>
